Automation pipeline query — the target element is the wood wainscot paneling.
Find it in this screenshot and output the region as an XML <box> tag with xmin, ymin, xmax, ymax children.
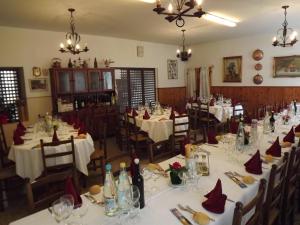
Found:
<box><xmin>211</xmin><ymin>86</ymin><xmax>300</xmax><ymax>117</ymax></box>
<box><xmin>158</xmin><ymin>87</ymin><xmax>186</xmax><ymax>108</ymax></box>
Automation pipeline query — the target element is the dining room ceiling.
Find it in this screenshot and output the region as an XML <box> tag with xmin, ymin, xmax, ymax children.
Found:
<box><xmin>0</xmin><ymin>0</ymin><xmax>299</xmax><ymax>45</ymax></box>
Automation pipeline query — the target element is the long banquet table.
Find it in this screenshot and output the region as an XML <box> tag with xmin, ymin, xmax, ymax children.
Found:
<box><xmin>8</xmin><ymin>124</ymin><xmax>95</xmax><ymax>181</ymax></box>
<box><xmin>10</xmin><ymin>117</ymin><xmax>298</xmax><ymax>225</ymax></box>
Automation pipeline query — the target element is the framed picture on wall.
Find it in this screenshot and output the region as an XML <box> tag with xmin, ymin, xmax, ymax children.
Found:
<box><xmin>167</xmin><ymin>59</ymin><xmax>178</xmax><ymax>79</ymax></box>
<box><xmin>273</xmin><ymin>55</ymin><xmax>300</xmax><ymax>77</ymax></box>
<box><xmin>223</xmin><ymin>56</ymin><xmax>242</xmax><ymax>82</ymax></box>
<box><xmin>29</xmin><ymin>78</ymin><xmax>48</xmax><ymax>92</ymax></box>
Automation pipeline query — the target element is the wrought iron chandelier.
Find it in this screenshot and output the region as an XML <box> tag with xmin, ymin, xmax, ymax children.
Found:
<box><xmin>272</xmin><ymin>6</ymin><xmax>297</xmax><ymax>47</ymax></box>
<box><xmin>153</xmin><ymin>0</ymin><xmax>236</xmax><ymax>28</ymax></box>
<box><xmin>59</xmin><ymin>8</ymin><xmax>89</xmax><ymax>54</ymax></box>
<box><xmin>177</xmin><ymin>30</ymin><xmax>191</xmax><ymax>61</ymax></box>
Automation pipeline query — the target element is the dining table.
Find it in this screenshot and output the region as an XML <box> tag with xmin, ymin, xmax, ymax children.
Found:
<box><xmin>8</xmin><ymin>122</ymin><xmax>95</xmax><ymax>181</ymax></box>
<box><xmin>9</xmin><ymin>114</ymin><xmax>299</xmax><ymax>225</ymax></box>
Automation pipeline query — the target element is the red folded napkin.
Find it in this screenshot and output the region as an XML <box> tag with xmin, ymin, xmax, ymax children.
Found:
<box><xmin>65</xmin><ymin>177</ymin><xmax>82</xmax><ymax>207</ymax></box>
<box><xmin>178</xmin><ymin>107</ymin><xmax>187</xmax><ymax>115</ymax></box>
<box><xmin>132</xmin><ymin>109</ymin><xmax>138</xmax><ymax>117</ymax></box>
<box><xmin>78</xmin><ymin>124</ymin><xmax>87</xmax><ymax>135</ymax></box>
<box><xmin>202</xmin><ymin>179</ymin><xmax>227</xmax><ymax>214</ymax></box>
<box><xmin>73</xmin><ymin>117</ymin><xmax>81</xmax><ymax>129</ymax></box>
<box><xmin>180</xmin><ymin>136</ymin><xmax>190</xmax><ymax>156</ymax></box>
<box><xmin>13</xmin><ymin>130</ymin><xmax>24</xmax><ymax>145</ymax></box>
<box><xmin>15</xmin><ymin>127</ymin><xmax>25</xmax><ymax>136</ymax></box>
<box><xmin>169</xmin><ymin>108</ymin><xmax>175</xmax><ymax>120</ymax></box>
<box><xmin>229</xmin><ymin>120</ymin><xmax>239</xmax><ymax>134</ymax></box>
<box><xmin>52</xmin><ymin>129</ymin><xmax>59</xmax><ymax>143</ymax></box>
<box><xmin>266</xmin><ymin>137</ymin><xmax>281</xmax><ymax>157</ymax></box>
<box><xmin>143</xmin><ymin>110</ymin><xmax>150</xmax><ymax>120</ymax></box>
<box><xmin>17</xmin><ymin>121</ymin><xmax>26</xmax><ymax>131</ymax></box>
<box><xmin>295</xmin><ymin>124</ymin><xmax>300</xmax><ymax>132</ymax></box>
<box><xmin>209</xmin><ymin>99</ymin><xmax>215</xmax><ymax>106</ymax></box>
<box><xmin>283</xmin><ymin>127</ymin><xmax>295</xmax><ymax>143</ymax></box>
<box><xmin>207</xmin><ymin>130</ymin><xmax>218</xmax><ymax>144</ymax></box>
<box><xmin>126</xmin><ymin>107</ymin><xmax>132</xmax><ymax>114</ymax></box>
<box><xmin>244</xmin><ymin>150</ymin><xmax>262</xmax><ymax>175</ymax></box>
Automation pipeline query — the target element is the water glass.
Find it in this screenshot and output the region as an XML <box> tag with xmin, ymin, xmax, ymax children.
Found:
<box><xmin>51</xmin><ymin>198</ymin><xmax>74</xmax><ymax>224</ymax></box>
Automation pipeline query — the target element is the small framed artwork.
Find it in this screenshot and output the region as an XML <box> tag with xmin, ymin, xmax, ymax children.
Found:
<box><xmin>273</xmin><ymin>55</ymin><xmax>300</xmax><ymax>77</ymax></box>
<box><xmin>223</xmin><ymin>56</ymin><xmax>242</xmax><ymax>82</ymax></box>
<box><xmin>167</xmin><ymin>59</ymin><xmax>178</xmax><ymax>79</ymax></box>
<box><xmin>29</xmin><ymin>79</ymin><xmax>48</xmax><ymax>92</ymax></box>
<box><xmin>32</xmin><ymin>67</ymin><xmax>41</xmax><ymax>77</ymax></box>
<box><xmin>137</xmin><ymin>46</ymin><xmax>144</xmax><ymax>57</ymax></box>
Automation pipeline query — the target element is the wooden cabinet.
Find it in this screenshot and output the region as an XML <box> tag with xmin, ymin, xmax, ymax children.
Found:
<box><xmin>50</xmin><ymin>68</ymin><xmax>115</xmax><ymax>113</ymax></box>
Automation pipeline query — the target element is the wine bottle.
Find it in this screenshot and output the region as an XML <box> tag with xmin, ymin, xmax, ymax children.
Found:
<box><xmin>94</xmin><ymin>58</ymin><xmax>98</xmax><ymax>68</ymax></box>
<box><xmin>269</xmin><ymin>111</ymin><xmax>275</xmax><ymax>132</ymax></box>
<box><xmin>132</xmin><ymin>158</ymin><xmax>145</xmax><ymax>209</ymax></box>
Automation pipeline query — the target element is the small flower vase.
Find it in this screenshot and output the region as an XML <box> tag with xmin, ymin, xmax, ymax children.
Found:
<box><xmin>170</xmin><ymin>171</ymin><xmax>182</xmax><ymax>185</ymax></box>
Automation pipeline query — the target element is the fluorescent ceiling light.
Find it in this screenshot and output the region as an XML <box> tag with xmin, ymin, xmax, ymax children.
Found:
<box><xmin>203</xmin><ymin>13</ymin><xmax>237</xmax><ymax>27</ymax></box>
<box><xmin>140</xmin><ymin>0</ymin><xmax>156</xmax><ymax>3</ymax></box>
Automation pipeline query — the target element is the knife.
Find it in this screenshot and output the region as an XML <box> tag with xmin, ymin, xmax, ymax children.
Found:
<box><xmin>170</xmin><ymin>208</ymin><xmax>193</xmax><ymax>225</ymax></box>
<box><xmin>224</xmin><ymin>172</ymin><xmax>247</xmax><ymax>188</ymax></box>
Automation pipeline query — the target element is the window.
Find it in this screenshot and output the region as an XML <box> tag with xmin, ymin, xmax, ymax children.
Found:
<box><xmin>0</xmin><ymin>67</ymin><xmax>26</xmax><ymax>122</ymax></box>
<box><xmin>116</xmin><ymin>68</ymin><xmax>156</xmax><ymax>111</ymax></box>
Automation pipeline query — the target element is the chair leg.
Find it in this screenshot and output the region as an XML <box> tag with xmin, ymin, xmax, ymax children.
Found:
<box><xmin>0</xmin><ymin>180</ymin><xmax>4</xmax><ymax>211</ymax></box>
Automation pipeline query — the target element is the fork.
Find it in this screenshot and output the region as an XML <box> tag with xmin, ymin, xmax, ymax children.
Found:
<box><xmin>177</xmin><ymin>204</ymin><xmax>215</xmax><ymax>222</ymax></box>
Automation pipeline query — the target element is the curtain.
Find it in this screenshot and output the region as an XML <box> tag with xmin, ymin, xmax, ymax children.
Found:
<box><xmin>199</xmin><ymin>67</ymin><xmax>210</xmax><ymax>99</ymax></box>
<box><xmin>186</xmin><ymin>68</ymin><xmax>196</xmax><ymax>98</ymax></box>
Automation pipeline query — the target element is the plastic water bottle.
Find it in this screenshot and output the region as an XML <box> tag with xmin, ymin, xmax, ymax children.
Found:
<box><xmin>103</xmin><ymin>163</ymin><xmax>118</xmax><ymax>217</ymax></box>
<box><xmin>117</xmin><ymin>162</ymin><xmax>131</xmax><ymax>213</ymax></box>
<box><xmin>263</xmin><ymin>111</ymin><xmax>271</xmax><ymax>134</ymax></box>
<box><xmin>235</xmin><ymin>118</ymin><xmax>245</xmax><ymax>151</ymax></box>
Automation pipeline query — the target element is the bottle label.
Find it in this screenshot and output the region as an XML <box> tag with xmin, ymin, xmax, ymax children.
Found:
<box><xmin>105</xmin><ymin>197</ymin><xmax>117</xmax><ymax>213</ymax></box>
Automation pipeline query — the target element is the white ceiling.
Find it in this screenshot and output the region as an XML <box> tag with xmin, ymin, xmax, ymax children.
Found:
<box><xmin>0</xmin><ymin>0</ymin><xmax>299</xmax><ymax>45</ymax></box>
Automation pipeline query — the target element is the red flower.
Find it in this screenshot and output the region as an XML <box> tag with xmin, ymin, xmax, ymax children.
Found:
<box><xmin>171</xmin><ymin>162</ymin><xmax>182</xmax><ymax>170</ymax></box>
<box><xmin>0</xmin><ymin>114</ymin><xmax>8</xmax><ymax>124</ymax></box>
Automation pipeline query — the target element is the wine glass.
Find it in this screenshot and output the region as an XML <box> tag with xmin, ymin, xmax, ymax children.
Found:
<box><xmin>51</xmin><ymin>198</ymin><xmax>74</xmax><ymax>224</ymax></box>
<box><xmin>128</xmin><ymin>185</ymin><xmax>141</xmax><ymax>223</ymax></box>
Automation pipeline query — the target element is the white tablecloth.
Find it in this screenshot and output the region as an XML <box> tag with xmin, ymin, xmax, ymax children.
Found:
<box><xmin>186</xmin><ymin>103</ymin><xmax>233</xmax><ymax>122</ymax></box>
<box><xmin>134</xmin><ymin>113</ymin><xmax>189</xmax><ymax>143</ymax></box>
<box><xmin>8</xmin><ymin>126</ymin><xmax>94</xmax><ymax>181</ymax></box>
<box><xmin>10</xmin><ymin>117</ymin><xmax>299</xmax><ymax>225</ymax></box>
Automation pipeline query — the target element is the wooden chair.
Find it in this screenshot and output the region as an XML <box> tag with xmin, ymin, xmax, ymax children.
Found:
<box><xmin>125</xmin><ymin>113</ymin><xmax>148</xmax><ymax>154</ymax></box>
<box><xmin>281</xmin><ymin>147</ymin><xmax>300</xmax><ymax>225</ymax></box>
<box><xmin>199</xmin><ymin>101</ymin><xmax>216</xmax><ymax>132</ymax></box>
<box><xmin>171</xmin><ymin>115</ymin><xmax>190</xmax><ymax>152</ymax></box>
<box><xmin>232</xmin><ymin>179</ymin><xmax>266</xmax><ymax>225</ymax></box>
<box><xmin>147</xmin><ymin>139</ymin><xmax>172</xmax><ymax>163</ymax></box>
<box><xmin>26</xmin><ymin>136</ymin><xmax>79</xmax><ymax>211</ymax></box>
<box><xmin>187</xmin><ymin>108</ymin><xmax>206</xmax><ymax>144</ymax></box>
<box><xmin>233</xmin><ymin>103</ymin><xmax>244</xmax><ymax>119</ymax></box>
<box><xmin>115</xmin><ymin>111</ymin><xmax>128</xmax><ymax>152</ymax></box>
<box><xmin>89</xmin><ymin>116</ymin><xmax>107</xmax><ymax>181</ymax></box>
<box><xmin>0</xmin><ymin>124</ymin><xmax>10</xmax><ymax>168</ymax></box>
<box><xmin>263</xmin><ymin>152</ymin><xmax>289</xmax><ymax>225</ymax></box>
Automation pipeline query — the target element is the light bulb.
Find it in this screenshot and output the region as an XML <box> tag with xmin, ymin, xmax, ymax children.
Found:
<box><xmin>60</xmin><ymin>43</ymin><xmax>65</xmax><ymax>48</ymax></box>
<box><xmin>196</xmin><ymin>0</ymin><xmax>203</xmax><ymax>6</ymax></box>
<box><xmin>76</xmin><ymin>44</ymin><xmax>80</xmax><ymax>50</ymax></box>
<box><xmin>273</xmin><ymin>36</ymin><xmax>277</xmax><ymax>42</ymax></box>
<box><xmin>188</xmin><ymin>49</ymin><xmax>192</xmax><ymax>54</ymax></box>
<box><xmin>168</xmin><ymin>3</ymin><xmax>173</xmax><ymax>12</ymax></box>
<box><xmin>176</xmin><ymin>49</ymin><xmax>180</xmax><ymax>54</ymax></box>
<box><xmin>291</xmin><ymin>31</ymin><xmax>298</xmax><ymax>40</ymax></box>
<box><xmin>67</xmin><ymin>39</ymin><xmax>72</xmax><ymax>45</ymax></box>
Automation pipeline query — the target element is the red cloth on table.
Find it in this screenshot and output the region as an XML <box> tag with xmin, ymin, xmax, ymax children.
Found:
<box><xmin>65</xmin><ymin>177</ymin><xmax>82</xmax><ymax>207</ymax></box>
<box><xmin>13</xmin><ymin>130</ymin><xmax>24</xmax><ymax>145</ymax></box>
<box><xmin>207</xmin><ymin>130</ymin><xmax>218</xmax><ymax>144</ymax></box>
<box><xmin>202</xmin><ymin>179</ymin><xmax>227</xmax><ymax>214</ymax></box>
<box><xmin>266</xmin><ymin>137</ymin><xmax>281</xmax><ymax>157</ymax></box>
<box><xmin>143</xmin><ymin>110</ymin><xmax>150</xmax><ymax>120</ymax></box>
<box><xmin>283</xmin><ymin>127</ymin><xmax>295</xmax><ymax>143</ymax></box>
<box><xmin>244</xmin><ymin>150</ymin><xmax>262</xmax><ymax>175</ymax></box>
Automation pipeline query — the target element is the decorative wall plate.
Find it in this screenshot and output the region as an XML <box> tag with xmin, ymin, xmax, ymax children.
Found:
<box><xmin>253</xmin><ymin>74</ymin><xmax>263</xmax><ymax>85</ymax></box>
<box><xmin>32</xmin><ymin>67</ymin><xmax>41</xmax><ymax>77</ymax></box>
<box><xmin>252</xmin><ymin>49</ymin><xmax>264</xmax><ymax>61</ymax></box>
<box><xmin>255</xmin><ymin>63</ymin><xmax>263</xmax><ymax>71</ymax></box>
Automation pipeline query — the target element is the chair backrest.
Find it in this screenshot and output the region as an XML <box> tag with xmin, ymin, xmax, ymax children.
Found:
<box><xmin>199</xmin><ymin>101</ymin><xmax>211</xmax><ymax>120</ymax></box>
<box><xmin>126</xmin><ymin>113</ymin><xmax>139</xmax><ymax>137</ymax></box>
<box><xmin>263</xmin><ymin>152</ymin><xmax>289</xmax><ymax>225</ymax></box>
<box><xmin>40</xmin><ymin>136</ymin><xmax>76</xmax><ymax>176</ymax></box>
<box><xmin>0</xmin><ymin>124</ymin><xmax>8</xmax><ymax>167</ymax></box>
<box><xmin>25</xmin><ymin>169</ymin><xmax>79</xmax><ymax>212</ymax></box>
<box><xmin>232</xmin><ymin>179</ymin><xmax>266</xmax><ymax>225</ymax></box>
<box><xmin>187</xmin><ymin>108</ymin><xmax>199</xmax><ymax>130</ymax></box>
<box><xmin>93</xmin><ymin>114</ymin><xmax>107</xmax><ymax>159</ymax></box>
<box><xmin>172</xmin><ymin>115</ymin><xmax>190</xmax><ymax>137</ymax></box>
<box><xmin>233</xmin><ymin>103</ymin><xmax>244</xmax><ymax>118</ymax></box>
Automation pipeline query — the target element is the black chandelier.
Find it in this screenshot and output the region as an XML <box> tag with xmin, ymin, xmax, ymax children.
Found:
<box><xmin>177</xmin><ymin>30</ymin><xmax>191</xmax><ymax>61</ymax></box>
<box><xmin>272</xmin><ymin>5</ymin><xmax>297</xmax><ymax>47</ymax></box>
<box><xmin>153</xmin><ymin>0</ymin><xmax>236</xmax><ymax>28</ymax></box>
<box><xmin>59</xmin><ymin>8</ymin><xmax>89</xmax><ymax>54</ymax></box>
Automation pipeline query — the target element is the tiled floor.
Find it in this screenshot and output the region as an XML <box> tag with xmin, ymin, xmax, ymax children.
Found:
<box><xmin>1</xmin><ymin>137</ymin><xmax>300</xmax><ymax>225</ymax></box>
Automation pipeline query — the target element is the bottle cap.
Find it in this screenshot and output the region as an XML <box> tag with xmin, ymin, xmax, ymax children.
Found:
<box><xmin>134</xmin><ymin>158</ymin><xmax>140</xmax><ymax>164</ymax></box>
<box><xmin>120</xmin><ymin>162</ymin><xmax>126</xmax><ymax>168</ymax></box>
<box><xmin>105</xmin><ymin>163</ymin><xmax>112</xmax><ymax>171</ymax></box>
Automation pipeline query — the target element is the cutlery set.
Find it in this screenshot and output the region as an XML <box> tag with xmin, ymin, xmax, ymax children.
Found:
<box><xmin>84</xmin><ymin>194</ymin><xmax>104</xmax><ymax>206</ymax></box>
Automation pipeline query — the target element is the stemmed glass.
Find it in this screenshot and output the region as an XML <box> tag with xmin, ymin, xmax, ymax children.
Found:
<box><xmin>51</xmin><ymin>195</ymin><xmax>74</xmax><ymax>224</ymax></box>
<box><xmin>141</xmin><ymin>168</ymin><xmax>158</xmax><ymax>196</ymax></box>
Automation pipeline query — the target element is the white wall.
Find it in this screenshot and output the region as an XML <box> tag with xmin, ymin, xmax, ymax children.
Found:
<box><xmin>0</xmin><ymin>25</ymin><xmax>185</xmax><ymax>98</ymax></box>
<box><xmin>187</xmin><ymin>33</ymin><xmax>300</xmax><ymax>86</ymax></box>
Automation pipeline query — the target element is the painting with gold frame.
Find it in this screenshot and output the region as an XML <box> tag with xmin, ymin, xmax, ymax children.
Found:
<box><xmin>273</xmin><ymin>55</ymin><xmax>300</xmax><ymax>77</ymax></box>
<box><xmin>223</xmin><ymin>56</ymin><xmax>242</xmax><ymax>82</ymax></box>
